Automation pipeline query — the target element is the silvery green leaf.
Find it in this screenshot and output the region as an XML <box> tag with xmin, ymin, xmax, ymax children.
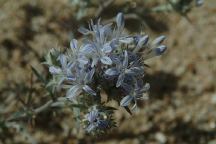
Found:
<box><xmin>152</xmin><ymin>35</ymin><xmax>166</xmax><ymax>46</ymax></box>
<box><xmin>120</xmin><ymin>95</ymin><xmax>133</xmax><ymax>106</ymax></box>
<box><xmin>105</xmin><ymin>68</ymin><xmax>119</xmax><ymax>76</ymax></box>
<box><xmin>57</xmin><ymin>77</ymin><xmax>65</xmax><ymax>86</ymax></box>
<box><xmin>116</xmin><ymin>73</ymin><xmax>125</xmax><ymax>87</ymax></box>
<box><xmin>49</xmin><ymin>66</ymin><xmax>62</xmax><ymax>74</ymax></box>
<box><xmin>83</xmin><ymin>85</ymin><xmax>96</xmax><ymax>96</ymax></box>
<box><xmin>70</xmin><ymin>39</ymin><xmax>78</xmax><ymax>49</ymax></box>
<box><xmin>66</xmin><ymin>85</ymin><xmax>82</xmax><ymax>100</ymax></box>
<box><xmin>100</xmin><ymin>56</ymin><xmax>112</xmax><ymax>65</ymax></box>
<box><xmin>7</xmin><ymin>110</ymin><xmax>26</xmax><ymax>121</ymax></box>
<box><xmin>116</xmin><ymin>12</ymin><xmax>124</xmax><ymax>29</ymax></box>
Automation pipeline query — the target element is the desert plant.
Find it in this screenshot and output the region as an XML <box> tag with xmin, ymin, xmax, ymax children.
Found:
<box><xmin>43</xmin><ymin>12</ymin><xmax>167</xmax><ymax>134</ymax></box>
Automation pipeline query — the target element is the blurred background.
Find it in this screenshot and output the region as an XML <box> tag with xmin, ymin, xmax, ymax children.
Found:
<box><xmin>0</xmin><ymin>0</ymin><xmax>216</xmax><ymax>143</ymax></box>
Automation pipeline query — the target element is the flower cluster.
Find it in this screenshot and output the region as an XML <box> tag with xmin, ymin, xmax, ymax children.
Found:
<box><xmin>45</xmin><ymin>13</ymin><xmax>167</xmax><ymax>133</ymax></box>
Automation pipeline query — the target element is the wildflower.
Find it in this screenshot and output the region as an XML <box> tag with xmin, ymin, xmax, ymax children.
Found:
<box><xmin>67</xmin><ymin>39</ymin><xmax>89</xmax><ymax>66</ymax></box>
<box><xmin>133</xmin><ymin>35</ymin><xmax>149</xmax><ymax>53</ymax></box>
<box><xmin>85</xmin><ymin>110</ymin><xmax>109</xmax><ymax>133</ymax></box>
<box><xmin>105</xmin><ymin>51</ymin><xmax>144</xmax><ymax>87</ymax></box>
<box><xmin>113</xmin><ymin>12</ymin><xmax>125</xmax><ymax>38</ymax></box>
<box><xmin>45</xmin><ymin>12</ymin><xmax>167</xmax><ymax>133</ymax></box>
<box><xmin>142</xmin><ymin>35</ymin><xmax>167</xmax><ymax>60</ymax></box>
<box><xmin>79</xmin><ymin>20</ymin><xmax>114</xmax><ymax>67</ymax></box>
<box><xmin>81</xmin><ymin>42</ymin><xmax>113</xmax><ymax>66</ymax></box>
<box><xmin>66</xmin><ymin>68</ymin><xmax>96</xmax><ymax>100</ymax></box>
<box><xmin>49</xmin><ymin>54</ymin><xmax>75</xmax><ymax>85</ymax></box>
<box><xmin>120</xmin><ymin>80</ymin><xmax>150</xmax><ymax>110</ymax></box>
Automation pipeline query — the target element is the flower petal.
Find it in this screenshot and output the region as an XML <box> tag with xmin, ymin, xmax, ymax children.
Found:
<box><xmin>105</xmin><ymin>68</ymin><xmax>119</xmax><ymax>76</ymax></box>
<box><xmin>58</xmin><ymin>54</ymin><xmax>67</xmax><ymax>68</ymax></box>
<box><xmin>137</xmin><ymin>35</ymin><xmax>149</xmax><ymax>48</ymax></box>
<box><xmin>126</xmin><ymin>67</ymin><xmax>144</xmax><ymax>75</ymax></box>
<box><xmin>78</xmin><ymin>57</ymin><xmax>89</xmax><ymax>65</ymax></box>
<box><xmin>102</xmin><ymin>43</ymin><xmax>112</xmax><ymax>53</ymax></box>
<box><xmin>66</xmin><ymin>76</ymin><xmax>76</xmax><ymax>81</ymax></box>
<box><xmin>84</xmin><ymin>69</ymin><xmax>95</xmax><ymax>83</ymax></box>
<box><xmin>152</xmin><ymin>35</ymin><xmax>166</xmax><ymax>46</ymax></box>
<box><xmin>81</xmin><ymin>44</ymin><xmax>94</xmax><ymax>54</ymax></box>
<box><xmin>86</xmin><ymin>110</ymin><xmax>98</xmax><ymax>122</ymax></box>
<box><xmin>116</xmin><ymin>73</ymin><xmax>125</xmax><ymax>87</ymax></box>
<box><xmin>155</xmin><ymin>45</ymin><xmax>167</xmax><ymax>55</ymax></box>
<box><xmin>143</xmin><ymin>45</ymin><xmax>167</xmax><ymax>60</ymax></box>
<box><xmin>83</xmin><ymin>85</ymin><xmax>96</xmax><ymax>96</ymax></box>
<box><xmin>120</xmin><ymin>95</ymin><xmax>133</xmax><ymax>106</ymax></box>
<box><xmin>66</xmin><ymin>85</ymin><xmax>82</xmax><ymax>100</ymax></box>
<box><xmin>100</xmin><ymin>56</ymin><xmax>112</xmax><ymax>65</ymax></box>
<box><xmin>123</xmin><ymin>51</ymin><xmax>128</xmax><ymax>68</ymax></box>
<box><xmin>70</xmin><ymin>39</ymin><xmax>78</xmax><ymax>49</ymax></box>
<box><xmin>49</xmin><ymin>66</ymin><xmax>62</xmax><ymax>74</ymax></box>
<box><xmin>116</xmin><ymin>12</ymin><xmax>125</xmax><ymax>29</ymax></box>
<box><xmin>97</xmin><ymin>120</ymin><xmax>109</xmax><ymax>129</ymax></box>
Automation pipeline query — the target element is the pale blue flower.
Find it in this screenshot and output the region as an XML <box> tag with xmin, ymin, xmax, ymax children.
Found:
<box><xmin>49</xmin><ymin>54</ymin><xmax>75</xmax><ymax>84</ymax></box>
<box><xmin>67</xmin><ymin>39</ymin><xmax>89</xmax><ymax>67</ymax></box>
<box><xmin>66</xmin><ymin>68</ymin><xmax>96</xmax><ymax>100</ymax></box>
<box><xmin>81</xmin><ymin>42</ymin><xmax>113</xmax><ymax>66</ymax></box>
<box><xmin>141</xmin><ymin>35</ymin><xmax>167</xmax><ymax>60</ymax></box>
<box><xmin>120</xmin><ymin>80</ymin><xmax>150</xmax><ymax>110</ymax></box>
<box><xmin>105</xmin><ymin>51</ymin><xmax>144</xmax><ymax>87</ymax></box>
<box><xmin>79</xmin><ymin>21</ymin><xmax>113</xmax><ymax>67</ymax></box>
<box><xmin>85</xmin><ymin>110</ymin><xmax>109</xmax><ymax>133</ymax></box>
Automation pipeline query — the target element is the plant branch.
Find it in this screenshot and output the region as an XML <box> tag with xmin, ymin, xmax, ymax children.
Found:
<box><xmin>7</xmin><ymin>98</ymin><xmax>67</xmax><ymax>122</ymax></box>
